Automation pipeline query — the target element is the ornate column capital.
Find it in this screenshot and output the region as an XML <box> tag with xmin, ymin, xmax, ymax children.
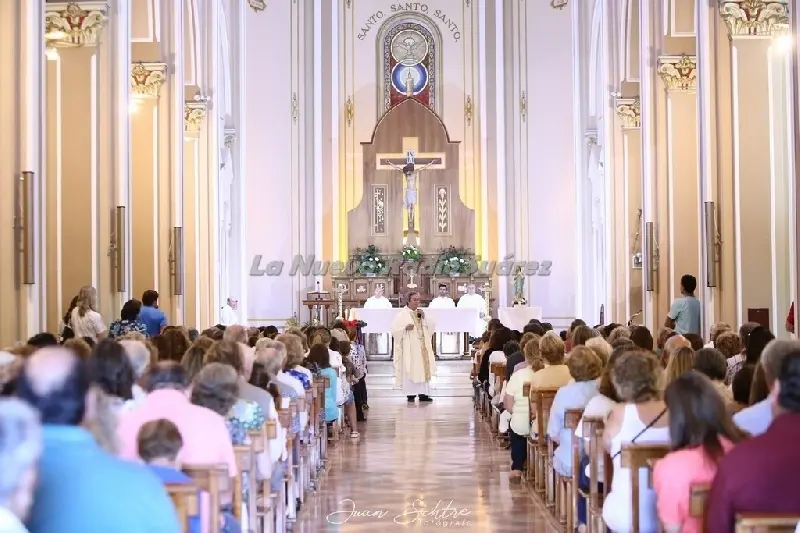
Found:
<box><xmin>550</xmin><ymin>0</ymin><xmax>568</xmax><ymax>8</ymax></box>
<box><xmin>718</xmin><ymin>0</ymin><xmax>789</xmax><ymax>37</ymax></box>
<box><xmin>657</xmin><ymin>55</ymin><xmax>697</xmax><ymax>92</ymax></box>
<box><xmin>45</xmin><ymin>2</ymin><xmax>107</xmax><ymax>47</ymax></box>
<box><xmin>249</xmin><ymin>0</ymin><xmax>266</xmax><ymax>12</ymax></box>
<box><xmin>131</xmin><ymin>63</ymin><xmax>167</xmax><ymax>98</ymax></box>
<box><xmin>224</xmin><ymin>129</ymin><xmax>237</xmax><ymax>148</ymax></box>
<box><xmin>184</xmin><ymin>101</ymin><xmax>208</xmax><ymax>132</ymax></box>
<box><xmin>615</xmin><ymin>98</ymin><xmax>641</xmax><ymax>129</ymax></box>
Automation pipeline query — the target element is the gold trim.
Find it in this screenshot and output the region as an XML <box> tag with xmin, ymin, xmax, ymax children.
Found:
<box><xmin>718</xmin><ymin>0</ymin><xmax>789</xmax><ymax>37</ymax></box>
<box><xmin>657</xmin><ymin>55</ymin><xmax>697</xmax><ymax>92</ymax></box>
<box><xmin>184</xmin><ymin>102</ymin><xmax>207</xmax><ymax>132</ymax></box>
<box><xmin>130</xmin><ymin>62</ymin><xmax>167</xmax><ymax>98</ymax></box>
<box><xmin>19</xmin><ymin>172</ymin><xmax>35</xmax><ymax>285</ymax></box>
<box><xmin>345</xmin><ymin>96</ymin><xmax>354</xmax><ymax>127</ymax></box>
<box><xmin>615</xmin><ymin>98</ymin><xmax>641</xmax><ymax>129</ymax></box>
<box><xmin>464</xmin><ymin>95</ymin><xmax>473</xmax><ymax>126</ymax></box>
<box><xmin>520</xmin><ymin>91</ymin><xmax>528</xmax><ymax>122</ymax></box>
<box><xmin>45</xmin><ymin>2</ymin><xmax>107</xmax><ymax>47</ymax></box>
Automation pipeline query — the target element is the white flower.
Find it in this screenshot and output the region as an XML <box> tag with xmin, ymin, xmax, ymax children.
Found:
<box><xmin>459</xmin><ymin>258</ymin><xmax>464</xmax><ymax>263</ymax></box>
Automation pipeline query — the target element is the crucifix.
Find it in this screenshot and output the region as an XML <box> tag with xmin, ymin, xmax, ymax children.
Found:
<box><xmin>406</xmin><ymin>267</ymin><xmax>418</xmax><ymax>288</ymax></box>
<box><xmin>334</xmin><ymin>283</ymin><xmax>348</xmax><ymax>320</ymax></box>
<box><xmin>375</xmin><ymin>136</ymin><xmax>446</xmax><ymax>245</ymax></box>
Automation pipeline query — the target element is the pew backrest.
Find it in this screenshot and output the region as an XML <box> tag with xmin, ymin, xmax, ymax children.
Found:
<box><xmin>620</xmin><ymin>444</ymin><xmax>670</xmax><ymax>533</ymax></box>
<box><xmin>167</xmin><ymin>483</ymin><xmax>199</xmax><ymax>533</ymax></box>
<box><xmin>735</xmin><ymin>513</ymin><xmax>800</xmax><ymax>533</ymax></box>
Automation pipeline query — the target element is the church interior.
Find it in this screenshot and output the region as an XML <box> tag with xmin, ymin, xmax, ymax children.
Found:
<box><xmin>1</xmin><ymin>0</ymin><xmax>800</xmax><ymax>532</ymax></box>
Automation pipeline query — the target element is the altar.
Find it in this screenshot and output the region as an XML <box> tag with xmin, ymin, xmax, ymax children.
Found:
<box><xmin>356</xmin><ymin>307</ymin><xmax>480</xmax><ymax>360</ymax></box>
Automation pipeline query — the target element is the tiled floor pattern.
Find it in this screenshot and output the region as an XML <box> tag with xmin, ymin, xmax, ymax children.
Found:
<box><xmin>294</xmin><ymin>397</ymin><xmax>559</xmax><ymax>532</ymax></box>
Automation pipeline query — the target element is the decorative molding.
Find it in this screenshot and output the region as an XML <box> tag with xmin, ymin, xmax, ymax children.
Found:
<box><xmin>346</xmin><ymin>0</ymin><xmax>352</xmax><ymax>7</ymax></box>
<box><xmin>520</xmin><ymin>91</ymin><xmax>528</xmax><ymax>122</ymax></box>
<box><xmin>45</xmin><ymin>2</ymin><xmax>107</xmax><ymax>47</ymax></box>
<box><xmin>291</xmin><ymin>93</ymin><xmax>299</xmax><ymax>123</ymax></box>
<box><xmin>435</xmin><ymin>185</ymin><xmax>451</xmax><ymax>234</ymax></box>
<box><xmin>345</xmin><ymin>96</ymin><xmax>354</xmax><ymax>127</ymax></box>
<box><xmin>657</xmin><ymin>55</ymin><xmax>697</xmax><ymax>92</ymax></box>
<box><xmin>615</xmin><ymin>98</ymin><xmax>641</xmax><ymax>129</ymax></box>
<box><xmin>585</xmin><ymin>130</ymin><xmax>598</xmax><ymax>146</ymax></box>
<box><xmin>372</xmin><ymin>185</ymin><xmax>387</xmax><ymax>236</ymax></box>
<box><xmin>465</xmin><ymin>0</ymin><xmax>471</xmax><ymax>6</ymax></box>
<box><xmin>130</xmin><ymin>62</ymin><xmax>167</xmax><ymax>98</ymax></box>
<box><xmin>464</xmin><ymin>95</ymin><xmax>473</xmax><ymax>126</ymax></box>
<box><xmin>718</xmin><ymin>0</ymin><xmax>789</xmax><ymax>37</ymax></box>
<box><xmin>550</xmin><ymin>0</ymin><xmax>568</xmax><ymax>8</ymax></box>
<box><xmin>248</xmin><ymin>0</ymin><xmax>266</xmax><ymax>12</ymax></box>
<box><xmin>184</xmin><ymin>101</ymin><xmax>208</xmax><ymax>132</ymax></box>
<box><xmin>224</xmin><ymin>129</ymin><xmax>237</xmax><ymax>149</ymax></box>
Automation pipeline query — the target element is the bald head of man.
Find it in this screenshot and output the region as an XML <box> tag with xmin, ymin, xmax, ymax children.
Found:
<box><xmin>662</xmin><ymin>335</ymin><xmax>691</xmax><ymax>365</ymax></box>
<box><xmin>17</xmin><ymin>346</ymin><xmax>91</xmax><ymax>426</ymax></box>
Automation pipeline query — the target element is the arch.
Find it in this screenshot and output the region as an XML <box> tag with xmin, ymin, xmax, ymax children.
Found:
<box><xmin>365</xmin><ymin>98</ymin><xmax>456</xmax><ymax>146</ymax></box>
<box><xmin>376</xmin><ymin>12</ymin><xmax>443</xmax><ymax>116</ymax></box>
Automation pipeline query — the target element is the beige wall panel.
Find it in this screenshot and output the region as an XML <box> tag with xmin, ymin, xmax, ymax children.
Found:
<box><xmin>45</xmin><ymin>59</ymin><xmax>61</xmax><ymax>333</ymax></box>
<box><xmin>627</xmin><ymin>0</ymin><xmax>640</xmax><ymax>81</ymax></box>
<box><xmin>131</xmin><ymin>101</ymin><xmax>158</xmax><ymax>300</ymax></box>
<box><xmin>56</xmin><ymin>47</ymin><xmax>96</xmax><ymax>316</ymax></box>
<box><xmin>625</xmin><ymin>131</ymin><xmax>644</xmax><ymax>323</ymax></box>
<box><xmin>183</xmin><ymin>139</ymin><xmax>199</xmax><ymax>328</ymax></box>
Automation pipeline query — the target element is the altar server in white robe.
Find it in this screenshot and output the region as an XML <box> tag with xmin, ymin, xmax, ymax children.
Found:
<box><xmin>364</xmin><ymin>285</ymin><xmax>392</xmax><ymax>355</ymax></box>
<box><xmin>457</xmin><ymin>283</ymin><xmax>487</xmax><ymax>338</ymax></box>
<box><xmin>429</xmin><ymin>283</ymin><xmax>458</xmax><ymax>355</ymax></box>
<box><xmin>392</xmin><ymin>291</ymin><xmax>436</xmax><ymax>402</ymax></box>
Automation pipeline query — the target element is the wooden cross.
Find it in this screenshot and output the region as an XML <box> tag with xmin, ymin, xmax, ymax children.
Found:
<box><xmin>375</xmin><ymin>137</ymin><xmax>447</xmax><ymax>170</ymax></box>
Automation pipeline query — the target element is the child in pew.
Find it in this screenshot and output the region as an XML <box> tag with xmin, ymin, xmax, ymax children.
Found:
<box><xmin>137</xmin><ymin>419</ymin><xmax>241</xmax><ymax>533</ymax></box>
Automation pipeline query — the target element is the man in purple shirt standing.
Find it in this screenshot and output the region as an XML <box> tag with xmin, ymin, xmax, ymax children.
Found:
<box><xmin>707</xmin><ymin>342</ymin><xmax>800</xmax><ymax>532</ymax></box>
<box><xmin>138</xmin><ymin>289</ymin><xmax>168</xmax><ymax>337</ymax></box>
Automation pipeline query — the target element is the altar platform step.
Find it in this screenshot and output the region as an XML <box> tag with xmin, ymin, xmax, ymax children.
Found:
<box><xmin>365</xmin><ymin>360</ymin><xmax>474</xmax><ymax>398</ymax></box>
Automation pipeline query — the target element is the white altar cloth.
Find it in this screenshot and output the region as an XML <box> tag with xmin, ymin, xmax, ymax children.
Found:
<box><xmin>498</xmin><ymin>306</ymin><xmax>543</xmax><ymax>331</ymax></box>
<box><xmin>359</xmin><ymin>307</ymin><xmax>479</xmax><ymax>334</ymax></box>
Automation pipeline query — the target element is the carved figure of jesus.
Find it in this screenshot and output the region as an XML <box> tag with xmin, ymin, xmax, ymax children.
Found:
<box><xmin>387</xmin><ymin>149</ymin><xmax>437</xmax><ymax>232</ymax></box>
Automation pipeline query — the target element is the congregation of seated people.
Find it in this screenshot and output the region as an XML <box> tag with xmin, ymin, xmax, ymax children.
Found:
<box><xmin>0</xmin><ymin>285</ymin><xmax>368</xmax><ymax>533</ymax></box>
<box><xmin>473</xmin><ymin>316</ymin><xmax>800</xmax><ymax>532</ymax></box>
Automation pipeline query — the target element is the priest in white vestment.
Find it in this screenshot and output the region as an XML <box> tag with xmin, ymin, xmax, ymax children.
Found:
<box><xmin>364</xmin><ymin>286</ymin><xmax>392</xmax><ymax>355</ymax></box>
<box><xmin>220</xmin><ymin>297</ymin><xmax>239</xmax><ymax>326</ymax></box>
<box><xmin>391</xmin><ymin>291</ymin><xmax>436</xmax><ymax>402</ymax></box>
<box><xmin>429</xmin><ymin>283</ymin><xmax>458</xmax><ymax>355</ymax></box>
<box><xmin>457</xmin><ymin>284</ymin><xmax>487</xmax><ymax>338</ymax></box>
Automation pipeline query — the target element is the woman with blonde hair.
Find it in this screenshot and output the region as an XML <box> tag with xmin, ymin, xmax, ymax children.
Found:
<box><xmin>70</xmin><ymin>286</ymin><xmax>107</xmax><ymax>341</ymax></box>
<box><xmin>665</xmin><ymin>346</ymin><xmax>695</xmax><ymax>385</ymax></box>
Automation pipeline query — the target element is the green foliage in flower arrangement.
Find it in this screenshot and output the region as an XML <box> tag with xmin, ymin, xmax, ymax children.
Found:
<box><xmin>436</xmin><ymin>246</ymin><xmax>473</xmax><ymax>275</ymax></box>
<box><xmin>353</xmin><ymin>245</ymin><xmax>386</xmax><ymax>275</ymax></box>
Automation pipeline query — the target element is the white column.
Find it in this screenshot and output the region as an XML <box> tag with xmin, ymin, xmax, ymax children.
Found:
<box><xmin>205</xmin><ymin>0</ymin><xmax>220</xmax><ymax>325</ymax></box>
<box><xmin>21</xmin><ymin>0</ymin><xmax>46</xmax><ymax>335</ymax></box>
<box><xmin>167</xmin><ymin>0</ymin><xmax>184</xmax><ymax>324</ymax></box>
<box><xmin>639</xmin><ymin>0</ymin><xmax>657</xmax><ymax>331</ymax></box>
<box><xmin>313</xmin><ymin>0</ymin><xmax>323</xmax><ymax>291</ymax></box>
<box><xmin>233</xmin><ymin>0</ymin><xmax>248</xmax><ymax>324</ymax></box>
<box><xmin>112</xmin><ymin>0</ymin><xmax>131</xmax><ymax>307</ymax></box>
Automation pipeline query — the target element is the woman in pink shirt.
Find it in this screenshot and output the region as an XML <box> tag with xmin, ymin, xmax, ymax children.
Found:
<box><xmin>653</xmin><ymin>371</ymin><xmax>747</xmax><ymax>533</ymax></box>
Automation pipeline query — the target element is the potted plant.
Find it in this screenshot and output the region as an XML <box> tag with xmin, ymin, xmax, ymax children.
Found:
<box><xmin>437</xmin><ymin>246</ymin><xmax>472</xmax><ymax>276</ymax></box>
<box><xmin>400</xmin><ymin>244</ymin><xmax>422</xmax><ymax>262</ymax></box>
<box><xmin>353</xmin><ymin>245</ymin><xmax>386</xmax><ymax>277</ymax></box>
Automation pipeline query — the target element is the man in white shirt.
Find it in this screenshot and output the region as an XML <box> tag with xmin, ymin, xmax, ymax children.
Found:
<box><xmin>219</xmin><ymin>297</ymin><xmax>239</xmax><ymax>326</ymax></box>
<box><xmin>429</xmin><ymin>284</ymin><xmax>458</xmax><ymax>356</ymax></box>
<box><xmin>457</xmin><ymin>283</ymin><xmax>487</xmax><ymax>339</ymax></box>
<box><xmin>363</xmin><ymin>285</ymin><xmax>392</xmax><ymax>355</ymax></box>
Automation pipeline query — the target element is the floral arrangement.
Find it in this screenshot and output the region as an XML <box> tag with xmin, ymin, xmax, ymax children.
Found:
<box><xmin>400</xmin><ymin>244</ymin><xmax>422</xmax><ymax>262</ymax></box>
<box><xmin>353</xmin><ymin>244</ymin><xmax>386</xmax><ymax>275</ymax></box>
<box><xmin>343</xmin><ymin>318</ymin><xmax>367</xmax><ymax>329</ymax></box>
<box><xmin>437</xmin><ymin>246</ymin><xmax>473</xmax><ymax>275</ymax></box>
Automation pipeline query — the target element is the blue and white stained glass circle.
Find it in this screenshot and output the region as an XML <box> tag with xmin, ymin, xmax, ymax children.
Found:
<box><xmin>391</xmin><ymin>63</ymin><xmax>428</xmax><ymax>96</ymax></box>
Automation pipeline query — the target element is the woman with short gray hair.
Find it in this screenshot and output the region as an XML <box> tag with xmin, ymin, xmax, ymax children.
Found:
<box><xmin>0</xmin><ymin>398</ymin><xmax>42</xmax><ymax>532</ymax></box>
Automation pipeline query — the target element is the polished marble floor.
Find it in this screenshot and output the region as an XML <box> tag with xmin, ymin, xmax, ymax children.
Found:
<box><xmin>295</xmin><ymin>397</ymin><xmax>559</xmax><ymax>532</ymax></box>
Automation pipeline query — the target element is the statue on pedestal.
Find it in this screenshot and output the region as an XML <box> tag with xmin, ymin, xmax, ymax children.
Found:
<box><xmin>512</xmin><ymin>265</ymin><xmax>527</xmax><ymax>306</ymax></box>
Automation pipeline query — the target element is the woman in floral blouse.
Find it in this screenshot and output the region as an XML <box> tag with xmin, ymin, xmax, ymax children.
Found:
<box><xmin>108</xmin><ymin>299</ymin><xmax>149</xmax><ymax>338</ymax></box>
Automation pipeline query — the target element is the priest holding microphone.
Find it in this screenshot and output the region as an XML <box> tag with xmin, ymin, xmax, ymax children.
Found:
<box><xmin>392</xmin><ymin>291</ymin><xmax>436</xmax><ymax>403</ymax></box>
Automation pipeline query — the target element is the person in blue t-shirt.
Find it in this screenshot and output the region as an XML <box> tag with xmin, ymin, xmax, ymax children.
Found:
<box><xmin>139</xmin><ymin>290</ymin><xmax>168</xmax><ymax>337</ymax></box>
<box><xmin>136</xmin><ymin>419</ymin><xmax>201</xmax><ymax>533</ymax></box>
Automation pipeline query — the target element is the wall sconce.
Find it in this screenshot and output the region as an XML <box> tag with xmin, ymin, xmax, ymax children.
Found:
<box><xmin>171</xmin><ymin>227</ymin><xmax>184</xmax><ymax>295</ymax></box>
<box><xmin>644</xmin><ymin>222</ymin><xmax>656</xmax><ymax>292</ymax></box>
<box><xmin>704</xmin><ymin>202</ymin><xmax>718</xmax><ymax>287</ymax></box>
<box><xmin>115</xmin><ymin>206</ymin><xmax>126</xmax><ymax>292</ymax></box>
<box><xmin>19</xmin><ymin>171</ymin><xmax>35</xmax><ymax>285</ymax></box>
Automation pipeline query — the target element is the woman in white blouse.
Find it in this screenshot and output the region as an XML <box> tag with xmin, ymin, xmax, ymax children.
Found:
<box><xmin>70</xmin><ymin>286</ymin><xmax>107</xmax><ymax>341</ymax></box>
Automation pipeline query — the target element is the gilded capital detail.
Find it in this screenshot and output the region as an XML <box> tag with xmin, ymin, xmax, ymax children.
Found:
<box><xmin>130</xmin><ymin>63</ymin><xmax>167</xmax><ymax>98</ymax></box>
<box><xmin>657</xmin><ymin>55</ymin><xmax>697</xmax><ymax>92</ymax></box>
<box><xmin>184</xmin><ymin>102</ymin><xmax>207</xmax><ymax>132</ymax></box>
<box><xmin>249</xmin><ymin>0</ymin><xmax>266</xmax><ymax>12</ymax></box>
<box><xmin>719</xmin><ymin>0</ymin><xmax>789</xmax><ymax>37</ymax></box>
<box><xmin>45</xmin><ymin>2</ymin><xmax>107</xmax><ymax>47</ymax></box>
<box><xmin>615</xmin><ymin>98</ymin><xmax>641</xmax><ymax>129</ymax></box>
<box><xmin>224</xmin><ymin>130</ymin><xmax>237</xmax><ymax>149</ymax></box>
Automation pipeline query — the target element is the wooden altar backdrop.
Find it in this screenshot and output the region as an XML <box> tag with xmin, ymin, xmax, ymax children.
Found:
<box><xmin>348</xmin><ymin>99</ymin><xmax>474</xmax><ymax>251</ymax></box>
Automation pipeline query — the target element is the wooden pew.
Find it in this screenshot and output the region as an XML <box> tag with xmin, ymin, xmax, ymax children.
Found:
<box><xmin>620</xmin><ymin>444</ymin><xmax>670</xmax><ymax>533</ymax></box>
<box><xmin>689</xmin><ymin>482</ymin><xmax>710</xmax><ymax>532</ymax></box>
<box><xmin>183</xmin><ymin>464</ymin><xmax>231</xmax><ymax>533</ymax></box>
<box><xmin>248</xmin><ymin>423</ymin><xmax>273</xmax><ymax>533</ymax></box>
<box><xmin>735</xmin><ymin>514</ymin><xmax>800</xmax><ymax>532</ymax></box>
<box><xmin>532</xmin><ymin>388</ymin><xmax>559</xmax><ymax>499</ymax></box>
<box><xmin>555</xmin><ymin>408</ymin><xmax>584</xmax><ymax>531</ymax></box>
<box><xmin>167</xmin><ymin>483</ymin><xmax>199</xmax><ymax>533</ymax></box>
<box><xmin>579</xmin><ymin>416</ymin><xmax>608</xmax><ymax>533</ymax></box>
<box><xmin>232</xmin><ymin>443</ymin><xmax>255</xmax><ymax>531</ymax></box>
